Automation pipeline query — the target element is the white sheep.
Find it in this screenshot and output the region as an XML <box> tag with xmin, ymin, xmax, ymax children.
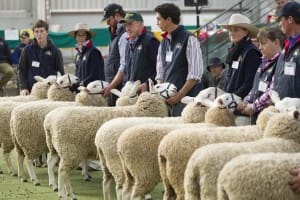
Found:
<box><xmin>0</xmin><ymin>74</ymin><xmax>76</xmax><ymax>176</ymax></box>
<box><xmin>184</xmin><ymin>110</ymin><xmax>300</xmax><ymax>200</ymax></box>
<box><xmin>157</xmin><ymin>106</ymin><xmax>277</xmax><ymax>200</ymax></box>
<box><xmin>9</xmin><ymin>78</ymin><xmax>107</xmax><ymax>185</ymax></box>
<box><xmin>95</xmin><ymin>99</ymin><xmax>213</xmax><ymax>200</ymax></box>
<box><xmin>0</xmin><ymin>75</ymin><xmax>57</xmax><ymax>102</ymax></box>
<box><xmin>270</xmin><ymin>90</ymin><xmax>300</xmax><ymax>112</ymax></box>
<box><xmin>217</xmin><ymin>152</ymin><xmax>300</xmax><ymax>200</ymax></box>
<box><xmin>44</xmin><ymin>91</ymin><xmax>169</xmax><ymax>200</ymax></box>
<box><xmin>94</xmin><ymin>86</ymin><xmax>227</xmax><ymax>200</ymax></box>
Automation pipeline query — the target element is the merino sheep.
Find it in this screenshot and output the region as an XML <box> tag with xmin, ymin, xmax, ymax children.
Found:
<box><xmin>117</xmin><ymin>123</ymin><xmax>216</xmax><ymax>200</ymax></box>
<box><xmin>157</xmin><ymin>105</ymin><xmax>277</xmax><ymax>200</ymax></box>
<box><xmin>0</xmin><ymin>75</ymin><xmax>57</xmax><ymax>102</ymax></box>
<box><xmin>94</xmin><ymin>86</ymin><xmax>228</xmax><ymax>200</ymax></box>
<box><xmin>217</xmin><ymin>153</ymin><xmax>300</xmax><ymax>200</ymax></box>
<box><xmin>44</xmin><ymin>91</ymin><xmax>169</xmax><ymax>200</ymax></box>
<box><xmin>95</xmin><ymin>100</ymin><xmax>211</xmax><ymax>200</ymax></box>
<box><xmin>0</xmin><ymin>74</ymin><xmax>78</xmax><ymax>176</ymax></box>
<box><xmin>184</xmin><ymin>110</ymin><xmax>300</xmax><ymax>200</ymax></box>
<box><xmin>9</xmin><ymin>78</ymin><xmax>106</xmax><ymax>185</ymax></box>
<box><xmin>270</xmin><ymin>90</ymin><xmax>300</xmax><ymax>112</ymax></box>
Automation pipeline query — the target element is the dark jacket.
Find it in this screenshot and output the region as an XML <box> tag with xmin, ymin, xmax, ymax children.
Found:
<box><xmin>0</xmin><ymin>39</ymin><xmax>12</xmax><ymax>64</ymax></box>
<box><xmin>160</xmin><ymin>25</ymin><xmax>200</xmax><ymax>96</ymax></box>
<box><xmin>104</xmin><ymin>24</ymin><xmax>126</xmax><ymax>83</ymax></box>
<box><xmin>123</xmin><ymin>29</ymin><xmax>159</xmax><ymax>86</ymax></box>
<box><xmin>19</xmin><ymin>39</ymin><xmax>64</xmax><ymax>91</ymax></box>
<box><xmin>12</xmin><ymin>41</ymin><xmax>32</xmax><ymax>65</ymax></box>
<box><xmin>208</xmin><ymin>68</ymin><xmax>228</xmax><ymax>90</ymax></box>
<box><xmin>75</xmin><ymin>40</ymin><xmax>105</xmax><ymax>87</ymax></box>
<box><xmin>272</xmin><ymin>36</ymin><xmax>300</xmax><ymax>98</ymax></box>
<box><xmin>225</xmin><ymin>37</ymin><xmax>262</xmax><ymax>98</ymax></box>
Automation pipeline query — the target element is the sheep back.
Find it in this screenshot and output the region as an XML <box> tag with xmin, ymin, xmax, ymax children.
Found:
<box><xmin>10</xmin><ymin>101</ymin><xmax>78</xmax><ymax>159</ymax></box>
<box><xmin>181</xmin><ymin>103</ymin><xmax>207</xmax><ymax>123</ymax></box>
<box><xmin>75</xmin><ymin>92</ymin><xmax>107</xmax><ymax>107</ymax></box>
<box><xmin>95</xmin><ymin>117</ymin><xmax>183</xmax><ymax>187</ymax></box>
<box><xmin>218</xmin><ymin>153</ymin><xmax>300</xmax><ymax>200</ymax></box>
<box><xmin>47</xmin><ymin>84</ymin><xmax>75</xmax><ymax>101</ymax></box>
<box><xmin>185</xmin><ymin>138</ymin><xmax>300</xmax><ymax>200</ymax></box>
<box><xmin>205</xmin><ymin>107</ymin><xmax>235</xmax><ymax>126</ymax></box>
<box><xmin>158</xmin><ymin>125</ymin><xmax>261</xmax><ymax>200</ymax></box>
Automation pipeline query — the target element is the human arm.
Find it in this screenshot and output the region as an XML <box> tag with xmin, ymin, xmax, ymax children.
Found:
<box><xmin>103</xmin><ymin>71</ymin><xmax>124</xmax><ymax>97</ymax></box>
<box><xmin>155</xmin><ymin>44</ymin><xmax>163</xmax><ymax>84</ymax></box>
<box><xmin>18</xmin><ymin>48</ymin><xmax>30</xmax><ymax>95</ymax></box>
<box><xmin>55</xmin><ymin>48</ymin><xmax>65</xmax><ymax>75</ymax></box>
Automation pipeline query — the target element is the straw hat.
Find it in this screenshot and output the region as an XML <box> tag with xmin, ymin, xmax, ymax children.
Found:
<box><xmin>220</xmin><ymin>13</ymin><xmax>259</xmax><ymax>38</ymax></box>
<box><xmin>68</xmin><ymin>23</ymin><xmax>95</xmax><ymax>37</ymax></box>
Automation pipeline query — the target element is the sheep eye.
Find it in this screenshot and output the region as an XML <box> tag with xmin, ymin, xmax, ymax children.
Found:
<box><xmin>59</xmin><ymin>81</ymin><xmax>63</xmax><ymax>84</ymax></box>
<box><xmin>156</xmin><ymin>86</ymin><xmax>160</xmax><ymax>88</ymax></box>
<box><xmin>207</xmin><ymin>94</ymin><xmax>211</xmax><ymax>98</ymax></box>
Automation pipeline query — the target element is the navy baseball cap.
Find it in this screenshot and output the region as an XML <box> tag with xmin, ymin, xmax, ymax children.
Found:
<box><xmin>102</xmin><ymin>3</ymin><xmax>124</xmax><ymax>22</ymax></box>
<box><xmin>277</xmin><ymin>2</ymin><xmax>300</xmax><ymax>19</ymax></box>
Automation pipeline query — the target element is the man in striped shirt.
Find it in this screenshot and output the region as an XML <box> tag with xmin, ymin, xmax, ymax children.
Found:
<box><xmin>154</xmin><ymin>3</ymin><xmax>203</xmax><ymax>116</ymax></box>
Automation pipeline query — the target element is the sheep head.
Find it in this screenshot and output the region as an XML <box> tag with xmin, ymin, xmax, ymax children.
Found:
<box><xmin>78</xmin><ymin>80</ymin><xmax>109</xmax><ymax>94</ymax></box>
<box><xmin>263</xmin><ymin>110</ymin><xmax>300</xmax><ymax>142</ymax></box>
<box><xmin>56</xmin><ymin>73</ymin><xmax>80</xmax><ymax>88</ymax></box>
<box><xmin>181</xmin><ymin>87</ymin><xmax>226</xmax><ymax>107</ymax></box>
<box><xmin>212</xmin><ymin>93</ymin><xmax>242</xmax><ymax>112</ymax></box>
<box><xmin>149</xmin><ymin>79</ymin><xmax>177</xmax><ymax>99</ymax></box>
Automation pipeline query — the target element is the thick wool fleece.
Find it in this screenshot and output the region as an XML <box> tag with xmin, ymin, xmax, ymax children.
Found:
<box><xmin>218</xmin><ymin>153</ymin><xmax>300</xmax><ymax>200</ymax></box>
<box><xmin>117</xmin><ymin>123</ymin><xmax>212</xmax><ymax>200</ymax></box>
<box><xmin>205</xmin><ymin>107</ymin><xmax>236</xmax><ymax>126</ymax></box>
<box><xmin>0</xmin><ymin>81</ymin><xmax>50</xmax><ymax>102</ymax></box>
<box><xmin>47</xmin><ymin>84</ymin><xmax>75</xmax><ymax>101</ymax></box>
<box><xmin>75</xmin><ymin>91</ymin><xmax>107</xmax><ymax>107</ymax></box>
<box><xmin>158</xmin><ymin>125</ymin><xmax>262</xmax><ymax>200</ymax></box>
<box><xmin>184</xmin><ymin>113</ymin><xmax>300</xmax><ymax>200</ymax></box>
<box><xmin>44</xmin><ymin>92</ymin><xmax>169</xmax><ymax>198</ymax></box>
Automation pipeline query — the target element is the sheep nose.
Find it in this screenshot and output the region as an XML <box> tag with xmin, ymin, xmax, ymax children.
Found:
<box><xmin>218</xmin><ymin>99</ymin><xmax>223</xmax><ymax>105</ymax></box>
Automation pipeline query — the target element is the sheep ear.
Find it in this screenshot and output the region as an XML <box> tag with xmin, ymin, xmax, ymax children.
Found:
<box><xmin>148</xmin><ymin>79</ymin><xmax>154</xmax><ymax>93</ymax></box>
<box><xmin>34</xmin><ymin>76</ymin><xmax>45</xmax><ymax>82</ymax></box>
<box><xmin>131</xmin><ymin>80</ymin><xmax>141</xmax><ymax>95</ymax></box>
<box><xmin>181</xmin><ymin>96</ymin><xmax>194</xmax><ymax>104</ymax></box>
<box><xmin>264</xmin><ymin>110</ymin><xmax>278</xmax><ymax>118</ymax></box>
<box><xmin>57</xmin><ymin>71</ymin><xmax>62</xmax><ymax>78</ymax></box>
<box><xmin>110</xmin><ymin>89</ymin><xmax>122</xmax><ymax>97</ymax></box>
<box><xmin>270</xmin><ymin>90</ymin><xmax>280</xmax><ymax>104</ymax></box>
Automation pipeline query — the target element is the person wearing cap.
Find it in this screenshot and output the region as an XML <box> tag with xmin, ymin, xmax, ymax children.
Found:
<box><xmin>0</xmin><ymin>37</ymin><xmax>15</xmax><ymax>96</ymax></box>
<box><xmin>207</xmin><ymin>57</ymin><xmax>228</xmax><ymax>90</ymax></box>
<box><xmin>101</xmin><ymin>3</ymin><xmax>127</xmax><ymax>106</ymax></box>
<box><xmin>19</xmin><ymin>19</ymin><xmax>64</xmax><ymax>95</ymax></box>
<box><xmin>103</xmin><ymin>12</ymin><xmax>159</xmax><ymax>97</ymax></box>
<box><xmin>68</xmin><ymin>23</ymin><xmax>104</xmax><ymax>90</ymax></box>
<box><xmin>237</xmin><ymin>27</ymin><xmax>285</xmax><ymax>123</ymax></box>
<box><xmin>272</xmin><ymin>1</ymin><xmax>300</xmax><ymax>100</ymax></box>
<box><xmin>221</xmin><ymin>13</ymin><xmax>262</xmax><ymax>99</ymax></box>
<box><xmin>154</xmin><ymin>3</ymin><xmax>203</xmax><ymax>117</ymax></box>
<box><xmin>11</xmin><ymin>31</ymin><xmax>32</xmax><ymax>66</ymax></box>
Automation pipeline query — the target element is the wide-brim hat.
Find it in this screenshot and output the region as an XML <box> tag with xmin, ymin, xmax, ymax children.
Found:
<box><xmin>220</xmin><ymin>13</ymin><xmax>259</xmax><ymax>38</ymax></box>
<box><xmin>68</xmin><ymin>23</ymin><xmax>96</xmax><ymax>37</ymax></box>
<box><xmin>207</xmin><ymin>57</ymin><xmax>225</xmax><ymax>72</ymax></box>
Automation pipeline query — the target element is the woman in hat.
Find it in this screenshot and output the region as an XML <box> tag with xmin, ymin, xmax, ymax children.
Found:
<box><xmin>207</xmin><ymin>56</ymin><xmax>228</xmax><ymax>90</ymax></box>
<box><xmin>221</xmin><ymin>13</ymin><xmax>262</xmax><ymax>99</ymax></box>
<box><xmin>237</xmin><ymin>27</ymin><xmax>285</xmax><ymax>123</ymax></box>
<box><xmin>68</xmin><ymin>23</ymin><xmax>105</xmax><ymax>91</ymax></box>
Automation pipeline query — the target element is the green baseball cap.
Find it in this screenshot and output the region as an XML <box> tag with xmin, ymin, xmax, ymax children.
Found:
<box><xmin>119</xmin><ymin>12</ymin><xmax>143</xmax><ymax>23</ymax></box>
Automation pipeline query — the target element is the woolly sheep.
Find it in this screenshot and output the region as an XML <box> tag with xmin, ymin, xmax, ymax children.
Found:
<box><xmin>95</xmin><ymin>101</ymin><xmax>211</xmax><ymax>200</ymax></box>
<box><xmin>117</xmin><ymin>123</ymin><xmax>217</xmax><ymax>200</ymax></box>
<box><xmin>157</xmin><ymin>105</ymin><xmax>277</xmax><ymax>200</ymax></box>
<box><xmin>44</xmin><ymin>91</ymin><xmax>169</xmax><ymax>200</ymax></box>
<box><xmin>217</xmin><ymin>153</ymin><xmax>300</xmax><ymax>200</ymax></box>
<box><xmin>184</xmin><ymin>110</ymin><xmax>300</xmax><ymax>200</ymax></box>
<box><xmin>94</xmin><ymin>86</ymin><xmax>227</xmax><ymax>200</ymax></box>
<box><xmin>270</xmin><ymin>90</ymin><xmax>300</xmax><ymax>112</ymax></box>
<box><xmin>9</xmin><ymin>78</ymin><xmax>106</xmax><ymax>185</ymax></box>
<box><xmin>0</xmin><ymin>74</ymin><xmax>80</xmax><ymax>176</ymax></box>
<box><xmin>0</xmin><ymin>75</ymin><xmax>57</xmax><ymax>102</ymax></box>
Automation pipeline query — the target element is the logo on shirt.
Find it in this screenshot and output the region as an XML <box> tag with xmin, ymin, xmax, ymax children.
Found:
<box><xmin>137</xmin><ymin>44</ymin><xmax>143</xmax><ymax>50</ymax></box>
<box><xmin>175</xmin><ymin>43</ymin><xmax>182</xmax><ymax>49</ymax></box>
<box><xmin>45</xmin><ymin>50</ymin><xmax>52</xmax><ymax>56</ymax></box>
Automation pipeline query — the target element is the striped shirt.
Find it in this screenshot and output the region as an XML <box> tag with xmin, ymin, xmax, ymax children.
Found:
<box><xmin>155</xmin><ymin>35</ymin><xmax>203</xmax><ymax>81</ymax></box>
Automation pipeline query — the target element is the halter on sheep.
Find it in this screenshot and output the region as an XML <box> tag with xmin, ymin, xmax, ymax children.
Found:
<box><xmin>148</xmin><ymin>79</ymin><xmax>177</xmax><ymax>99</ymax></box>
<box><xmin>55</xmin><ymin>72</ymin><xmax>80</xmax><ymax>89</ymax></box>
